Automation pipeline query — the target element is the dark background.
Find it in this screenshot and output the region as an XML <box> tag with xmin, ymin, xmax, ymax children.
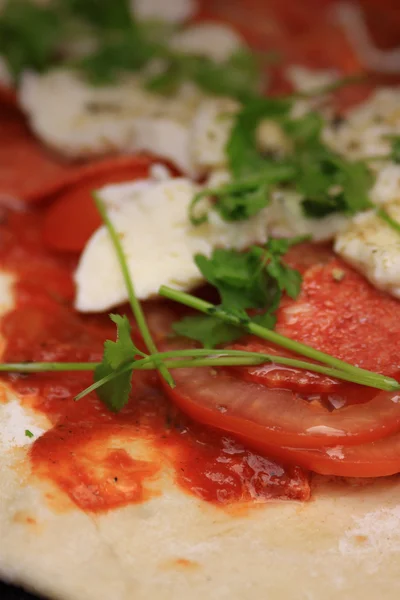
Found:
<box><xmin>0</xmin><ymin>581</ymin><xmax>42</xmax><ymax>599</ymax></box>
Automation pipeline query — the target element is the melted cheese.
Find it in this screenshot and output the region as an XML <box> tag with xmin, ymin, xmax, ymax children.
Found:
<box><xmin>323</xmin><ymin>88</ymin><xmax>400</xmax><ymax>160</ymax></box>
<box><xmin>170</xmin><ymin>22</ymin><xmax>244</xmax><ymax>63</ymax></box>
<box><xmin>75</xmin><ymin>175</ymin><xmax>270</xmax><ymax>312</ymax></box>
<box><xmin>19</xmin><ymin>69</ymin><xmax>206</xmax><ymax>174</ymax></box>
<box><xmin>132</xmin><ymin>0</ymin><xmax>196</xmax><ymax>24</ymax></box>
<box><xmin>335</xmin><ymin>201</ymin><xmax>400</xmax><ymax>298</ymax></box>
<box><xmin>268</xmin><ymin>190</ymin><xmax>348</xmax><ymax>242</ymax></box>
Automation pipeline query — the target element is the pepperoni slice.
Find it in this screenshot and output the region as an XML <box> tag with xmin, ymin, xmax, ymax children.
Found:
<box><xmin>226</xmin><ymin>247</ymin><xmax>400</xmax><ymax>393</ymax></box>
<box><xmin>276</xmin><ymin>258</ymin><xmax>400</xmax><ymax>379</ymax></box>
<box><xmin>0</xmin><ymin>84</ymin><xmax>17</xmax><ymax>107</ymax></box>
<box><xmin>0</xmin><ymin>106</ymin><xmax>155</xmax><ymax>206</ymax></box>
<box><xmin>0</xmin><ymin>106</ymin><xmax>80</xmax><ymax>202</ymax></box>
<box><xmin>43</xmin><ymin>156</ymin><xmax>153</xmax><ymax>252</ymax></box>
<box><xmin>225</xmin><ymin>338</ymin><xmax>342</xmax><ymax>393</ymax></box>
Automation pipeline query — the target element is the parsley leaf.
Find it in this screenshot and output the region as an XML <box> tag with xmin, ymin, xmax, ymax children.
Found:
<box><xmin>94</xmin><ymin>314</ymin><xmax>142</xmax><ymax>412</ymax></box>
<box><xmin>172</xmin><ymin>315</ymin><xmax>243</xmax><ymax>348</ymax></box>
<box><xmin>145</xmin><ymin>48</ymin><xmax>263</xmax><ymax>102</ymax></box>
<box><xmin>190</xmin><ymin>163</ymin><xmax>296</xmax><ymax>225</ymax></box>
<box><xmin>173</xmin><ymin>239</ymin><xmax>304</xmax><ymax>348</ymax></box>
<box><xmin>227</xmin><ymin>97</ymin><xmax>292</xmax><ymax>178</ymax></box>
<box><xmin>0</xmin><ymin>0</ymin><xmax>61</xmax><ymax>78</ymax></box>
<box><xmin>60</xmin><ymin>0</ymin><xmax>132</xmax><ymax>32</ymax></box>
<box><xmin>259</xmin><ymin>238</ymin><xmax>303</xmax><ymax>299</ymax></box>
<box><xmin>386</xmin><ymin>135</ymin><xmax>400</xmax><ymax>164</ymax></box>
<box><xmin>25</xmin><ymin>429</ymin><xmax>34</xmax><ymax>438</ymax></box>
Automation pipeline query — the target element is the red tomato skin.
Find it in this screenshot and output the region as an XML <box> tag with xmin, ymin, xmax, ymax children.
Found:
<box><xmin>162</xmin><ymin>345</ymin><xmax>400</xmax><ymax>451</ymax></box>
<box><xmin>250</xmin><ymin>434</ymin><xmax>400</xmax><ymax>479</ymax></box>
<box><xmin>43</xmin><ymin>157</ymin><xmax>152</xmax><ymax>252</ymax></box>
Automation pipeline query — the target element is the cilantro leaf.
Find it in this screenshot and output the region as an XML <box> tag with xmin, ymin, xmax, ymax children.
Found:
<box><xmin>386</xmin><ymin>135</ymin><xmax>400</xmax><ymax>164</ymax></box>
<box><xmin>94</xmin><ymin>314</ymin><xmax>141</xmax><ymax>412</ymax></box>
<box><xmin>282</xmin><ymin>111</ymin><xmax>324</xmax><ymax>145</ymax></box>
<box><xmin>227</xmin><ymin>97</ymin><xmax>292</xmax><ymax>178</ymax></box>
<box><xmin>60</xmin><ymin>0</ymin><xmax>132</xmax><ymax>32</ymax></box>
<box><xmin>0</xmin><ymin>0</ymin><xmax>61</xmax><ymax>78</ymax></box>
<box><xmin>172</xmin><ymin>315</ymin><xmax>243</xmax><ymax>348</ymax></box>
<box><xmin>174</xmin><ymin>240</ymin><xmax>303</xmax><ymax>348</ymax></box>
<box><xmin>145</xmin><ymin>48</ymin><xmax>263</xmax><ymax>102</ymax></box>
<box><xmin>195</xmin><ymin>249</ymin><xmax>269</xmax><ymax>320</ymax></box>
<box><xmin>190</xmin><ymin>163</ymin><xmax>296</xmax><ymax>225</ymax></box>
<box><xmin>213</xmin><ymin>182</ymin><xmax>270</xmax><ymax>221</ymax></box>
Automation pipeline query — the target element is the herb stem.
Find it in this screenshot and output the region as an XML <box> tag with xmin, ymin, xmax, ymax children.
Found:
<box><xmin>94</xmin><ymin>193</ymin><xmax>174</xmax><ymax>387</ymax></box>
<box><xmin>375</xmin><ymin>207</ymin><xmax>400</xmax><ymax>234</ymax></box>
<box><xmin>0</xmin><ymin>362</ymin><xmax>99</xmax><ymax>372</ymax></box>
<box><xmin>159</xmin><ymin>286</ymin><xmax>400</xmax><ymax>391</ymax></box>
<box><xmin>289</xmin><ymin>73</ymin><xmax>368</xmax><ymax>100</ymax></box>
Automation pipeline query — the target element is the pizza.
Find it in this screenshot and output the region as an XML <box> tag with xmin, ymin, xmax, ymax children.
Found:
<box><xmin>1</xmin><ymin>1</ymin><xmax>400</xmax><ymax>599</ymax></box>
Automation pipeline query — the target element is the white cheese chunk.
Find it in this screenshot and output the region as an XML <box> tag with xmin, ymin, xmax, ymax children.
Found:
<box><xmin>286</xmin><ymin>65</ymin><xmax>339</xmax><ymax>120</ymax></box>
<box><xmin>256</xmin><ymin>119</ymin><xmax>292</xmax><ymax>157</ymax></box>
<box><xmin>370</xmin><ymin>164</ymin><xmax>400</xmax><ymax>205</ymax></box>
<box><xmin>334</xmin><ymin>201</ymin><xmax>400</xmax><ymax>298</ymax></box>
<box><xmin>18</xmin><ymin>69</ymin><xmax>205</xmax><ymax>173</ymax></box>
<box><xmin>170</xmin><ymin>23</ymin><xmax>244</xmax><ymax>63</ymax></box>
<box><xmin>268</xmin><ymin>190</ymin><xmax>348</xmax><ymax>242</ymax></box>
<box><xmin>323</xmin><ymin>87</ymin><xmax>400</xmax><ymax>160</ymax></box>
<box><xmin>190</xmin><ymin>97</ymin><xmax>239</xmax><ymax>172</ymax></box>
<box><xmin>75</xmin><ymin>177</ymin><xmax>270</xmax><ymax>312</ymax></box>
<box><xmin>132</xmin><ymin>0</ymin><xmax>197</xmax><ymax>24</ymax></box>
<box><xmin>286</xmin><ymin>65</ymin><xmax>339</xmax><ymax>94</ymax></box>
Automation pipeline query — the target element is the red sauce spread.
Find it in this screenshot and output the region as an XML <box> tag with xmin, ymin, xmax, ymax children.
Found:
<box><xmin>0</xmin><ymin>211</ymin><xmax>310</xmax><ymax>513</ymax></box>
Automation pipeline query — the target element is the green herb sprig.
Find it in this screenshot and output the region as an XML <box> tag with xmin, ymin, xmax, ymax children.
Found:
<box><xmin>159</xmin><ymin>286</ymin><xmax>399</xmax><ymax>392</ymax></box>
<box><xmin>0</xmin><ymin>201</ymin><xmax>398</xmax><ymax>412</ymax></box>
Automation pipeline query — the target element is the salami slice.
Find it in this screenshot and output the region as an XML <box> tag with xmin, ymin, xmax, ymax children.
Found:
<box><xmin>0</xmin><ymin>106</ymin><xmax>156</xmax><ymax>206</ymax></box>
<box><xmin>277</xmin><ymin>257</ymin><xmax>400</xmax><ymax>378</ymax></box>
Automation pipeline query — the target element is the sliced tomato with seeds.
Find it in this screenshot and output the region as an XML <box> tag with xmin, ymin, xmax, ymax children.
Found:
<box><xmin>256</xmin><ymin>430</ymin><xmax>400</xmax><ymax>478</ymax></box>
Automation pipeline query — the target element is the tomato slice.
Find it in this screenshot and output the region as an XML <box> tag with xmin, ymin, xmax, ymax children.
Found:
<box><xmin>256</xmin><ymin>432</ymin><xmax>400</xmax><ymax>478</ymax></box>
<box><xmin>162</xmin><ymin>341</ymin><xmax>400</xmax><ymax>449</ymax></box>
<box><xmin>43</xmin><ymin>156</ymin><xmax>152</xmax><ymax>252</ymax></box>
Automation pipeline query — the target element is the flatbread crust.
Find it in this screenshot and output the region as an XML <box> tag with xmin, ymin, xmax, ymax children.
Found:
<box><xmin>0</xmin><ymin>275</ymin><xmax>400</xmax><ymax>600</ymax></box>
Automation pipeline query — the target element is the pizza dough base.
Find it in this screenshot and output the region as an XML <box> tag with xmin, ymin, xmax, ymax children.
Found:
<box><xmin>0</xmin><ymin>276</ymin><xmax>399</xmax><ymax>600</ymax></box>
<box><xmin>1</xmin><ymin>396</ymin><xmax>400</xmax><ymax>600</ymax></box>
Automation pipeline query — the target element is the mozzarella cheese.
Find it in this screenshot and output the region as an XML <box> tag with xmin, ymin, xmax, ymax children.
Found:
<box><xmin>268</xmin><ymin>189</ymin><xmax>348</xmax><ymax>242</ymax></box>
<box><xmin>256</xmin><ymin>119</ymin><xmax>292</xmax><ymax>157</ymax></box>
<box><xmin>286</xmin><ymin>65</ymin><xmax>339</xmax><ymax>94</ymax></box>
<box><xmin>75</xmin><ymin>176</ymin><xmax>270</xmax><ymax>312</ymax></box>
<box><xmin>370</xmin><ymin>164</ymin><xmax>400</xmax><ymax>205</ymax></box>
<box><xmin>19</xmin><ymin>69</ymin><xmax>207</xmax><ymax>174</ymax></box>
<box><xmin>169</xmin><ymin>23</ymin><xmax>244</xmax><ymax>63</ymax></box>
<box><xmin>131</xmin><ymin>0</ymin><xmax>197</xmax><ymax>24</ymax></box>
<box><xmin>335</xmin><ymin>201</ymin><xmax>400</xmax><ymax>298</ymax></box>
<box><xmin>190</xmin><ymin>97</ymin><xmax>239</xmax><ymax>172</ymax></box>
<box><xmin>323</xmin><ymin>87</ymin><xmax>400</xmax><ymax>160</ymax></box>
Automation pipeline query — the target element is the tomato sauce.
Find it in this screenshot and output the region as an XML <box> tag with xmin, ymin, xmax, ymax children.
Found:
<box><xmin>0</xmin><ymin>211</ymin><xmax>310</xmax><ymax>513</ymax></box>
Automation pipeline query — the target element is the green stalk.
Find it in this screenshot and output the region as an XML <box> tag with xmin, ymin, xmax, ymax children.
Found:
<box><xmin>290</xmin><ymin>73</ymin><xmax>368</xmax><ymax>100</ymax></box>
<box><xmin>94</xmin><ymin>193</ymin><xmax>174</xmax><ymax>387</ymax></box>
<box><xmin>159</xmin><ymin>286</ymin><xmax>400</xmax><ymax>391</ymax></box>
<box><xmin>0</xmin><ymin>362</ymin><xmax>99</xmax><ymax>372</ymax></box>
<box><xmin>376</xmin><ymin>207</ymin><xmax>400</xmax><ymax>234</ymax></box>
<box><xmin>75</xmin><ymin>341</ymin><xmax>398</xmax><ymax>402</ymax></box>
